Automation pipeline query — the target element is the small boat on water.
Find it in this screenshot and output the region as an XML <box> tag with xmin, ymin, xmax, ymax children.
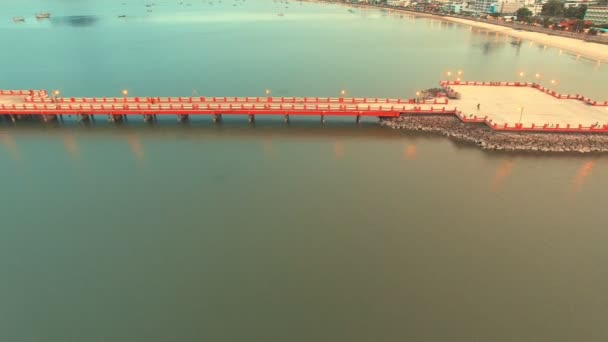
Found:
<box><xmin>118</xmin><ymin>15</ymin><xmax>127</xmax><ymax>18</ymax></box>
<box><xmin>36</xmin><ymin>12</ymin><xmax>51</xmax><ymax>19</ymax></box>
<box><xmin>12</xmin><ymin>16</ymin><xmax>25</xmax><ymax>22</ymax></box>
<box><xmin>277</xmin><ymin>12</ymin><xmax>284</xmax><ymax>16</ymax></box>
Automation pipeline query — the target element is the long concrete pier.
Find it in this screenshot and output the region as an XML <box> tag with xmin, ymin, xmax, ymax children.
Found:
<box><xmin>1</xmin><ymin>82</ymin><xmax>607</xmax><ymax>133</ymax></box>
<box><xmin>0</xmin><ymin>90</ymin><xmax>449</xmax><ymax>123</ymax></box>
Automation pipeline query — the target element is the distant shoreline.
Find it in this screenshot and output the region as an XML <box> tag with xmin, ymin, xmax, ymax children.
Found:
<box><xmin>306</xmin><ymin>0</ymin><xmax>608</xmax><ymax>62</ymax></box>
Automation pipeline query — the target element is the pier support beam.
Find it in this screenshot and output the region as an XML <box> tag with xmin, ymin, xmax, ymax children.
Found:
<box><xmin>356</xmin><ymin>115</ymin><xmax>361</xmax><ymax>124</ymax></box>
<box><xmin>213</xmin><ymin>114</ymin><xmax>222</xmax><ymax>123</ymax></box>
<box><xmin>42</xmin><ymin>114</ymin><xmax>58</xmax><ymax>123</ymax></box>
<box><xmin>144</xmin><ymin>114</ymin><xmax>155</xmax><ymax>123</ymax></box>
<box><xmin>248</xmin><ymin>114</ymin><xmax>255</xmax><ymax>124</ymax></box>
<box><xmin>79</xmin><ymin>114</ymin><xmax>91</xmax><ymax>123</ymax></box>
<box><xmin>177</xmin><ymin>114</ymin><xmax>189</xmax><ymax>123</ymax></box>
<box><xmin>321</xmin><ymin>115</ymin><xmax>326</xmax><ymax>125</ymax></box>
<box><xmin>284</xmin><ymin>114</ymin><xmax>290</xmax><ymax>124</ymax></box>
<box><xmin>108</xmin><ymin>114</ymin><xmax>124</xmax><ymax>123</ymax></box>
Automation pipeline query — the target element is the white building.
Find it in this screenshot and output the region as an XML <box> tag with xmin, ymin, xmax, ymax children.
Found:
<box><xmin>474</xmin><ymin>0</ymin><xmax>526</xmax><ymax>13</ymax></box>
<box><xmin>585</xmin><ymin>5</ymin><xmax>608</xmax><ymax>24</ymax></box>
<box><xmin>473</xmin><ymin>0</ymin><xmax>494</xmax><ymax>13</ymax></box>
<box><xmin>484</xmin><ymin>0</ymin><xmax>526</xmax><ymax>13</ymax></box>
<box><xmin>564</xmin><ymin>0</ymin><xmax>599</xmax><ymax>7</ymax></box>
<box><xmin>528</xmin><ymin>0</ymin><xmax>548</xmax><ymax>16</ymax></box>
<box><xmin>443</xmin><ymin>1</ymin><xmax>467</xmax><ymax>12</ymax></box>
<box><xmin>499</xmin><ymin>0</ymin><xmax>526</xmax><ymax>13</ymax></box>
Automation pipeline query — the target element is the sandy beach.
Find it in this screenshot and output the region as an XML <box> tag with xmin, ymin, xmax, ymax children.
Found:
<box><xmin>445</xmin><ymin>17</ymin><xmax>608</xmax><ymax>62</ymax></box>
<box><xmin>310</xmin><ymin>1</ymin><xmax>608</xmax><ymax>62</ymax></box>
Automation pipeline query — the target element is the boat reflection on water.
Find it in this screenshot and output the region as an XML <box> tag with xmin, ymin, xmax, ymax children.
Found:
<box><xmin>128</xmin><ymin>134</ymin><xmax>145</xmax><ymax>164</ymax></box>
<box><xmin>334</xmin><ymin>141</ymin><xmax>344</xmax><ymax>159</ymax></box>
<box><xmin>573</xmin><ymin>160</ymin><xmax>596</xmax><ymax>193</ymax></box>
<box><xmin>62</xmin><ymin>134</ymin><xmax>80</xmax><ymax>160</ymax></box>
<box><xmin>0</xmin><ymin>131</ymin><xmax>20</xmax><ymax>161</ymax></box>
<box><xmin>492</xmin><ymin>159</ymin><xmax>514</xmax><ymax>192</ymax></box>
<box><xmin>403</xmin><ymin>144</ymin><xmax>417</xmax><ymax>160</ymax></box>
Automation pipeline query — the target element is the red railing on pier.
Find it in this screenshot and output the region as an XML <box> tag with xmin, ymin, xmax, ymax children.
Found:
<box><xmin>1</xmin><ymin>91</ymin><xmax>456</xmax><ymax>119</ymax></box>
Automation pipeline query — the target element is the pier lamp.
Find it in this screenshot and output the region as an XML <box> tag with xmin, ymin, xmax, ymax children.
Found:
<box><xmin>52</xmin><ymin>90</ymin><xmax>60</xmax><ymax>102</ymax></box>
<box><xmin>517</xmin><ymin>106</ymin><xmax>524</xmax><ymax>124</ymax></box>
<box><xmin>457</xmin><ymin>70</ymin><xmax>463</xmax><ymax>76</ymax></box>
<box><xmin>415</xmin><ymin>91</ymin><xmax>421</xmax><ymax>103</ymax></box>
<box><xmin>518</xmin><ymin>71</ymin><xmax>525</xmax><ymax>77</ymax></box>
<box><xmin>535</xmin><ymin>73</ymin><xmax>541</xmax><ymax>79</ymax></box>
<box><xmin>122</xmin><ymin>89</ymin><xmax>129</xmax><ymax>98</ymax></box>
<box><xmin>265</xmin><ymin>89</ymin><xmax>271</xmax><ymax>96</ymax></box>
<box><xmin>446</xmin><ymin>71</ymin><xmax>452</xmax><ymax>77</ymax></box>
<box><xmin>550</xmin><ymin>79</ymin><xmax>558</xmax><ymax>85</ymax></box>
<box><xmin>340</xmin><ymin>89</ymin><xmax>347</xmax><ymax>97</ymax></box>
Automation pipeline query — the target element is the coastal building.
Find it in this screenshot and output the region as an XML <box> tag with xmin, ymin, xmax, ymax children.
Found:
<box><xmin>443</xmin><ymin>1</ymin><xmax>466</xmax><ymax>12</ymax></box>
<box><xmin>460</xmin><ymin>6</ymin><xmax>478</xmax><ymax>14</ymax></box>
<box><xmin>564</xmin><ymin>0</ymin><xmax>599</xmax><ymax>8</ymax></box>
<box><xmin>584</xmin><ymin>5</ymin><xmax>608</xmax><ymax>24</ymax></box>
<box><xmin>487</xmin><ymin>0</ymin><xmax>525</xmax><ymax>13</ymax></box>
<box><xmin>473</xmin><ymin>0</ymin><xmax>494</xmax><ymax>13</ymax></box>
<box><xmin>531</xmin><ymin>1</ymin><xmax>546</xmax><ymax>15</ymax></box>
<box><xmin>499</xmin><ymin>0</ymin><xmax>525</xmax><ymax>13</ymax></box>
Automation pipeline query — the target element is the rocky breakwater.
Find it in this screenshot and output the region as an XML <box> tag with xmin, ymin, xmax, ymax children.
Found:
<box><xmin>381</xmin><ymin>115</ymin><xmax>608</xmax><ymax>153</ymax></box>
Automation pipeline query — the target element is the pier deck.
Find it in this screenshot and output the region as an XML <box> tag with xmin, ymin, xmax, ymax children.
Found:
<box><xmin>1</xmin><ymin>82</ymin><xmax>607</xmax><ymax>133</ymax></box>
<box><xmin>450</xmin><ymin>84</ymin><xmax>608</xmax><ymax>128</ymax></box>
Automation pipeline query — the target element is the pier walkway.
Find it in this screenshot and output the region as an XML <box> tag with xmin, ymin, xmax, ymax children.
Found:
<box><xmin>1</xmin><ymin>83</ymin><xmax>607</xmax><ymax>133</ymax></box>
<box><xmin>0</xmin><ymin>90</ymin><xmax>449</xmax><ymax>123</ymax></box>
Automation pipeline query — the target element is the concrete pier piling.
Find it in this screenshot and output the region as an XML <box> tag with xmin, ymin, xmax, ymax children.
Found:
<box><xmin>42</xmin><ymin>114</ymin><xmax>58</xmax><ymax>123</ymax></box>
<box><xmin>144</xmin><ymin>114</ymin><xmax>155</xmax><ymax>123</ymax></box>
<box><xmin>177</xmin><ymin>114</ymin><xmax>189</xmax><ymax>123</ymax></box>
<box><xmin>248</xmin><ymin>114</ymin><xmax>255</xmax><ymax>124</ymax></box>
<box><xmin>321</xmin><ymin>115</ymin><xmax>326</xmax><ymax>125</ymax></box>
<box><xmin>213</xmin><ymin>114</ymin><xmax>222</xmax><ymax>123</ymax></box>
<box><xmin>356</xmin><ymin>115</ymin><xmax>361</xmax><ymax>124</ymax></box>
<box><xmin>108</xmin><ymin>114</ymin><xmax>124</xmax><ymax>123</ymax></box>
<box><xmin>284</xmin><ymin>114</ymin><xmax>290</xmax><ymax>124</ymax></box>
<box><xmin>79</xmin><ymin>114</ymin><xmax>91</xmax><ymax>123</ymax></box>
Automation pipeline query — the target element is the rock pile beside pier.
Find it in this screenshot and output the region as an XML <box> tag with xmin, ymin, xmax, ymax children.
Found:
<box><xmin>381</xmin><ymin>115</ymin><xmax>608</xmax><ymax>153</ymax></box>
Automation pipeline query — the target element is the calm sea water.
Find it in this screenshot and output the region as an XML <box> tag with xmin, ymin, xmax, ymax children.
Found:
<box><xmin>1</xmin><ymin>1</ymin><xmax>608</xmax><ymax>341</ymax></box>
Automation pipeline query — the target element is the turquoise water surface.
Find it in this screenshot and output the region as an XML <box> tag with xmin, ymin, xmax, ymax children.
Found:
<box><xmin>1</xmin><ymin>1</ymin><xmax>608</xmax><ymax>341</ymax></box>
